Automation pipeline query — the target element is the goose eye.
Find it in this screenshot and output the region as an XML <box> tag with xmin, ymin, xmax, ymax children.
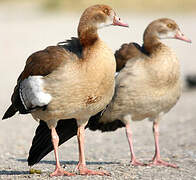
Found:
<box><xmin>167</xmin><ymin>23</ymin><xmax>173</xmax><ymax>28</ymax></box>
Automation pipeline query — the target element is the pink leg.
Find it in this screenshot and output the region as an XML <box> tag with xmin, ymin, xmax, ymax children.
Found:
<box><xmin>147</xmin><ymin>121</ymin><xmax>178</xmax><ymax>168</ymax></box>
<box><xmin>125</xmin><ymin>124</ymin><xmax>144</xmax><ymax>166</ymax></box>
<box><xmin>75</xmin><ymin>125</ymin><xmax>109</xmax><ymax>176</ymax></box>
<box><xmin>50</xmin><ymin>128</ymin><xmax>75</xmax><ymax>177</ymax></box>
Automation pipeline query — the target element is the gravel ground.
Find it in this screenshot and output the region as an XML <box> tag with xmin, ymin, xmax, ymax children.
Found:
<box><xmin>0</xmin><ymin>3</ymin><xmax>196</xmax><ymax>180</ymax></box>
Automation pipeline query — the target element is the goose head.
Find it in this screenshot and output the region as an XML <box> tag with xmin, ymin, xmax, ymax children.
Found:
<box><xmin>78</xmin><ymin>4</ymin><xmax>128</xmax><ymax>46</ymax></box>
<box><xmin>143</xmin><ymin>18</ymin><xmax>191</xmax><ymax>44</ymax></box>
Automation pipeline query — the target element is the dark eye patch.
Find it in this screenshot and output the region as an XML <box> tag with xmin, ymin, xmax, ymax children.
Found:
<box><xmin>167</xmin><ymin>23</ymin><xmax>175</xmax><ymax>29</ymax></box>
<box><xmin>103</xmin><ymin>8</ymin><xmax>110</xmax><ymax>15</ymax></box>
<box><xmin>94</xmin><ymin>13</ymin><xmax>105</xmax><ymax>21</ymax></box>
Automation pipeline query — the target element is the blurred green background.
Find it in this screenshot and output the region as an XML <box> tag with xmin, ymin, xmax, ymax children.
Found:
<box><xmin>0</xmin><ymin>0</ymin><xmax>196</xmax><ymax>13</ymax></box>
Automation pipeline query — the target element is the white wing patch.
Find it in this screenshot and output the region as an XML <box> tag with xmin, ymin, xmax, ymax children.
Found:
<box><xmin>19</xmin><ymin>76</ymin><xmax>52</xmax><ymax>110</ymax></box>
<box><xmin>115</xmin><ymin>72</ymin><xmax>119</xmax><ymax>77</ymax></box>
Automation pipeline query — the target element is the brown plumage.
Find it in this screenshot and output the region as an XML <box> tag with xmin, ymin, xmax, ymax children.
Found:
<box><xmin>3</xmin><ymin>46</ymin><xmax>67</xmax><ymax>118</ymax></box>
<box><xmin>115</xmin><ymin>42</ymin><xmax>148</xmax><ymax>72</ymax></box>
<box><xmin>27</xmin><ymin>18</ymin><xmax>191</xmax><ymax>169</ymax></box>
<box><xmin>78</xmin><ymin>5</ymin><xmax>112</xmax><ymax>46</ymax></box>
<box><xmin>20</xmin><ymin>46</ymin><xmax>66</xmax><ymax>80</ymax></box>
<box><xmin>2</xmin><ymin>4</ymin><xmax>128</xmax><ymax>177</ymax></box>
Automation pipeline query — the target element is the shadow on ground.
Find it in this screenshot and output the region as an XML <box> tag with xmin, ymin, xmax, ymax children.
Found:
<box><xmin>17</xmin><ymin>158</ymin><xmax>120</xmax><ymax>165</ymax></box>
<box><xmin>0</xmin><ymin>170</ymin><xmax>29</xmax><ymax>175</ymax></box>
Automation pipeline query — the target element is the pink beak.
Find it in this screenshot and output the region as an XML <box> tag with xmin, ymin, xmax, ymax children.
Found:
<box><xmin>112</xmin><ymin>16</ymin><xmax>129</xmax><ymax>27</ymax></box>
<box><xmin>175</xmin><ymin>30</ymin><xmax>192</xmax><ymax>43</ymax></box>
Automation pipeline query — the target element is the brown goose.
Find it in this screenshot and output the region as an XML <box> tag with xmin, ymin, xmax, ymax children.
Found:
<box><xmin>27</xmin><ymin>18</ymin><xmax>191</xmax><ymax>168</ymax></box>
<box><xmin>2</xmin><ymin>4</ymin><xmax>128</xmax><ymax>176</ymax></box>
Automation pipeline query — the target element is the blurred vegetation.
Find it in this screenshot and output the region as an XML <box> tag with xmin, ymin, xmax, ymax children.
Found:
<box><xmin>0</xmin><ymin>0</ymin><xmax>196</xmax><ymax>13</ymax></box>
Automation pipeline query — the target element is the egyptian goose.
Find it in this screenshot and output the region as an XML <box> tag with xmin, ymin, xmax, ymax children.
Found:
<box><xmin>27</xmin><ymin>18</ymin><xmax>191</xmax><ymax>169</ymax></box>
<box><xmin>2</xmin><ymin>4</ymin><xmax>128</xmax><ymax>176</ymax></box>
<box><xmin>89</xmin><ymin>18</ymin><xmax>191</xmax><ymax>168</ymax></box>
<box><xmin>91</xmin><ymin>18</ymin><xmax>191</xmax><ymax>167</ymax></box>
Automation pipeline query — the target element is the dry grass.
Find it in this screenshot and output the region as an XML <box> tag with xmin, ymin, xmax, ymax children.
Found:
<box><xmin>37</xmin><ymin>0</ymin><xmax>196</xmax><ymax>13</ymax></box>
<box><xmin>0</xmin><ymin>0</ymin><xmax>196</xmax><ymax>13</ymax></box>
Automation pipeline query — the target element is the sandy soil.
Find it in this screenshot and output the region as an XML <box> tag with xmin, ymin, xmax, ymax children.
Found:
<box><xmin>0</xmin><ymin>4</ymin><xmax>196</xmax><ymax>180</ymax></box>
